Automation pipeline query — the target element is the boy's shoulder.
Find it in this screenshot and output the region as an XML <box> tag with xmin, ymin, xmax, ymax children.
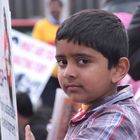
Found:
<box><xmin>66</xmin><ymin>85</ymin><xmax>140</xmax><ymax>139</ymax></box>
<box><xmin>79</xmin><ymin>99</ymin><xmax>139</xmax><ymax>134</ymax></box>
<box><xmin>66</xmin><ymin>101</ymin><xmax>140</xmax><ymax>140</ymax></box>
<box><xmin>92</xmin><ymin>100</ymin><xmax>140</xmax><ymax>119</ymax></box>
<box><xmin>72</xmin><ymin>85</ymin><xmax>140</xmax><ymax>126</ymax></box>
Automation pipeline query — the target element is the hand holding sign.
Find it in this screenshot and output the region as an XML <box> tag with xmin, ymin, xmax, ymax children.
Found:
<box><xmin>25</xmin><ymin>125</ymin><xmax>35</xmax><ymax>140</ymax></box>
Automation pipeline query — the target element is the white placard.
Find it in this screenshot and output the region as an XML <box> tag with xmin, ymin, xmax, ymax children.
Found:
<box><xmin>47</xmin><ymin>89</ymin><xmax>80</xmax><ymax>140</ymax></box>
<box><xmin>11</xmin><ymin>29</ymin><xmax>56</xmax><ymax>104</ymax></box>
<box><xmin>0</xmin><ymin>0</ymin><xmax>19</xmax><ymax>140</ymax></box>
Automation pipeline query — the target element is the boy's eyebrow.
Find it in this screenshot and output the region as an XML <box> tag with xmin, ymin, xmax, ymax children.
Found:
<box><xmin>55</xmin><ymin>53</ymin><xmax>95</xmax><ymax>58</ymax></box>
<box><xmin>55</xmin><ymin>54</ymin><xmax>64</xmax><ymax>59</ymax></box>
<box><xmin>73</xmin><ymin>53</ymin><xmax>93</xmax><ymax>57</ymax></box>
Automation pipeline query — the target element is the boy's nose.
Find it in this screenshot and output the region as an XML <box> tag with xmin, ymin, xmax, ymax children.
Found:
<box><xmin>63</xmin><ymin>64</ymin><xmax>77</xmax><ymax>78</ymax></box>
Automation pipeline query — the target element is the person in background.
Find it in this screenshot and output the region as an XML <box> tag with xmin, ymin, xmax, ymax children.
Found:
<box><xmin>121</xmin><ymin>5</ymin><xmax>140</xmax><ymax>103</ymax></box>
<box><xmin>28</xmin><ymin>106</ymin><xmax>52</xmax><ymax>140</ymax></box>
<box><xmin>32</xmin><ymin>0</ymin><xmax>63</xmax><ymax>45</ymax></box>
<box><xmin>17</xmin><ymin>92</ymin><xmax>52</xmax><ymax>140</ymax></box>
<box><xmin>32</xmin><ymin>0</ymin><xmax>63</xmax><ymax>109</ymax></box>
<box><xmin>103</xmin><ymin>0</ymin><xmax>140</xmax><ymax>97</ymax></box>
<box><xmin>16</xmin><ymin>92</ymin><xmax>34</xmax><ymax>140</ymax></box>
<box><xmin>127</xmin><ymin>5</ymin><xmax>140</xmax><ymax>82</ymax></box>
<box><xmin>25</xmin><ymin>9</ymin><xmax>140</xmax><ymax>140</ymax></box>
<box><xmin>103</xmin><ymin>0</ymin><xmax>140</xmax><ymax>14</ymax></box>
<box><xmin>103</xmin><ymin>0</ymin><xmax>138</xmax><ymax>29</ymax></box>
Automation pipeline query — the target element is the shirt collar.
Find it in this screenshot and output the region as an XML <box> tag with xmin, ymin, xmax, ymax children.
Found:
<box><xmin>71</xmin><ymin>85</ymin><xmax>133</xmax><ymax>124</ymax></box>
<box><xmin>48</xmin><ymin>15</ymin><xmax>61</xmax><ymax>25</ymax></box>
<box><xmin>92</xmin><ymin>85</ymin><xmax>133</xmax><ymax>110</ymax></box>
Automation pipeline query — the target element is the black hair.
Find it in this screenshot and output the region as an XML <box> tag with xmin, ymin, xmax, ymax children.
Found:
<box><xmin>50</xmin><ymin>0</ymin><xmax>63</xmax><ymax>7</ymax></box>
<box><xmin>127</xmin><ymin>5</ymin><xmax>140</xmax><ymax>80</ymax></box>
<box><xmin>16</xmin><ymin>92</ymin><xmax>33</xmax><ymax>117</ymax></box>
<box><xmin>56</xmin><ymin>9</ymin><xmax>129</xmax><ymax>69</ymax></box>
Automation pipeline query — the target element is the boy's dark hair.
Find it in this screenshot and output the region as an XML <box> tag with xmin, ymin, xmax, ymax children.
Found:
<box><xmin>56</xmin><ymin>9</ymin><xmax>128</xmax><ymax>69</ymax></box>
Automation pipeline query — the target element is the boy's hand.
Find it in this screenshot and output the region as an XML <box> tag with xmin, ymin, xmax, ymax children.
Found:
<box><xmin>25</xmin><ymin>125</ymin><xmax>35</xmax><ymax>140</ymax></box>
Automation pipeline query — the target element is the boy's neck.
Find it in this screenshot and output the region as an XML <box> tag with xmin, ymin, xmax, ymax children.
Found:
<box><xmin>81</xmin><ymin>87</ymin><xmax>118</xmax><ymax>111</ymax></box>
<box><xmin>81</xmin><ymin>104</ymin><xmax>91</xmax><ymax>111</ymax></box>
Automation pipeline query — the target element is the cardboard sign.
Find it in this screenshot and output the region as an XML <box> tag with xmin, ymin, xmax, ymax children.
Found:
<box><xmin>0</xmin><ymin>0</ymin><xmax>19</xmax><ymax>139</ymax></box>
<box><xmin>47</xmin><ymin>89</ymin><xmax>80</xmax><ymax>140</ymax></box>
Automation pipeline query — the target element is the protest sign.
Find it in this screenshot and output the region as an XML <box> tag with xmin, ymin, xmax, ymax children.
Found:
<box><xmin>47</xmin><ymin>89</ymin><xmax>80</xmax><ymax>140</ymax></box>
<box><xmin>11</xmin><ymin>30</ymin><xmax>56</xmax><ymax>104</ymax></box>
<box><xmin>0</xmin><ymin>0</ymin><xmax>19</xmax><ymax>139</ymax></box>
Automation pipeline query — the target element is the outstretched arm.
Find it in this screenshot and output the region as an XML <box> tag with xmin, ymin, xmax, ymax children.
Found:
<box><xmin>25</xmin><ymin>125</ymin><xmax>35</xmax><ymax>140</ymax></box>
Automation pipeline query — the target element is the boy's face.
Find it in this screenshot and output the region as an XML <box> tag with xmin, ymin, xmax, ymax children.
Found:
<box><xmin>56</xmin><ymin>40</ymin><xmax>117</xmax><ymax>105</ymax></box>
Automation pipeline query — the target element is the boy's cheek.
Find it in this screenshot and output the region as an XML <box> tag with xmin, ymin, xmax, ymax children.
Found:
<box><xmin>58</xmin><ymin>80</ymin><xmax>64</xmax><ymax>91</ymax></box>
<box><xmin>58</xmin><ymin>73</ymin><xmax>63</xmax><ymax>86</ymax></box>
<box><xmin>58</xmin><ymin>69</ymin><xmax>64</xmax><ymax>78</ymax></box>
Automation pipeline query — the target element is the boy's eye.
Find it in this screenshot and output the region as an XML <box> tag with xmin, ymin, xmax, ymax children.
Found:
<box><xmin>78</xmin><ymin>59</ymin><xmax>89</xmax><ymax>65</ymax></box>
<box><xmin>57</xmin><ymin>59</ymin><xmax>67</xmax><ymax>68</ymax></box>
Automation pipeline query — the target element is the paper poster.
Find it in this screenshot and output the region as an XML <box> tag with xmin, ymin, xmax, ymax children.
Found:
<box><xmin>0</xmin><ymin>0</ymin><xmax>19</xmax><ymax>140</ymax></box>
<box><xmin>47</xmin><ymin>89</ymin><xmax>80</xmax><ymax>140</ymax></box>
<box><xmin>11</xmin><ymin>30</ymin><xmax>56</xmax><ymax>104</ymax></box>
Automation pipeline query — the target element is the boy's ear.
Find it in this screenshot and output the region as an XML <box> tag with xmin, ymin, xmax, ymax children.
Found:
<box><xmin>111</xmin><ymin>57</ymin><xmax>130</xmax><ymax>83</ymax></box>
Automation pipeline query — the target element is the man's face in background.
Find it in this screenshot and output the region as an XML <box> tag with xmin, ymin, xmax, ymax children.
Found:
<box><xmin>49</xmin><ymin>1</ymin><xmax>63</xmax><ymax>20</ymax></box>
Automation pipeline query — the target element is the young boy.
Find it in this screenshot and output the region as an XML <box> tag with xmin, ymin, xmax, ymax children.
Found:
<box><xmin>25</xmin><ymin>9</ymin><xmax>140</xmax><ymax>140</ymax></box>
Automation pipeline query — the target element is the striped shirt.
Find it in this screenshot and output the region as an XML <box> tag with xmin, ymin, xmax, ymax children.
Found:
<box><xmin>64</xmin><ymin>85</ymin><xmax>140</xmax><ymax>140</ymax></box>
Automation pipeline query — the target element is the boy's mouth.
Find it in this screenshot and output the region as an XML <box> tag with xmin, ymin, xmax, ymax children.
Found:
<box><xmin>65</xmin><ymin>84</ymin><xmax>82</xmax><ymax>92</ymax></box>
